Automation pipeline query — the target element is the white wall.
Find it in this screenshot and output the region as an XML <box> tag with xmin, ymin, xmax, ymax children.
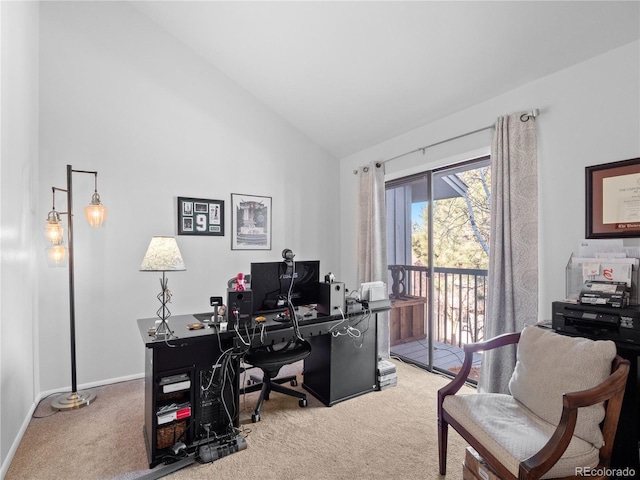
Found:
<box><xmin>340</xmin><ymin>40</ymin><xmax>640</xmax><ymax>321</ymax></box>
<box><xmin>2</xmin><ymin>1</ymin><xmax>637</xmax><ymax>474</ymax></box>
<box><xmin>0</xmin><ymin>0</ymin><xmax>39</xmax><ymax>472</ymax></box>
<box><xmin>37</xmin><ymin>1</ymin><xmax>340</xmax><ymax>393</ymax></box>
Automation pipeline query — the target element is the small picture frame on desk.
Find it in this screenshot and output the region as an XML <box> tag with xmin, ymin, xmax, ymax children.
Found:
<box><xmin>177</xmin><ymin>196</ymin><xmax>224</xmax><ymax>236</ymax></box>
<box><xmin>586</xmin><ymin>157</ymin><xmax>640</xmax><ymax>239</ymax></box>
<box><xmin>231</xmin><ymin>193</ymin><xmax>272</xmax><ymax>250</ymax></box>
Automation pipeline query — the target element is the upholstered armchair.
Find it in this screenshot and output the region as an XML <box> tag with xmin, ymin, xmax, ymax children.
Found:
<box><xmin>438</xmin><ymin>325</ymin><xmax>629</xmax><ymax>479</ymax></box>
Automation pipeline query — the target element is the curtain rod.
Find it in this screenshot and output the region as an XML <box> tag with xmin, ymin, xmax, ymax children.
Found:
<box><xmin>353</xmin><ymin>109</ymin><xmax>539</xmax><ymax>174</ymax></box>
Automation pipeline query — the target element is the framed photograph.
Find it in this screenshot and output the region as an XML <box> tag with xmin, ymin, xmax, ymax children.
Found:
<box><xmin>231</xmin><ymin>193</ymin><xmax>271</xmax><ymax>250</ymax></box>
<box><xmin>586</xmin><ymin>157</ymin><xmax>640</xmax><ymax>238</ymax></box>
<box><xmin>177</xmin><ymin>197</ymin><xmax>224</xmax><ymax>236</ymax></box>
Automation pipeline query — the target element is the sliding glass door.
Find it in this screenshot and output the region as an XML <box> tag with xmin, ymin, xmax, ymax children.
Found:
<box><xmin>386</xmin><ymin>156</ymin><xmax>490</xmax><ymax>382</ymax></box>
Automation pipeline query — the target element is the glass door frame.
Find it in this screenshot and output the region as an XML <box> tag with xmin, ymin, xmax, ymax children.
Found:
<box><xmin>387</xmin><ymin>156</ymin><xmax>490</xmax><ymax>379</ymax></box>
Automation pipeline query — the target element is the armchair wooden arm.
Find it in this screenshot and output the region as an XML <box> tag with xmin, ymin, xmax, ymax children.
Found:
<box><xmin>438</xmin><ymin>331</ymin><xmax>520</xmax><ymax>400</ymax></box>
<box><xmin>520</xmin><ymin>355</ymin><xmax>630</xmax><ymax>479</ymax></box>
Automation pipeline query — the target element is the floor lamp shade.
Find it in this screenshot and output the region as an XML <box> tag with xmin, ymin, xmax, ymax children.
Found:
<box><xmin>45</xmin><ymin>244</ymin><xmax>68</xmax><ymax>267</ymax></box>
<box><xmin>84</xmin><ymin>192</ymin><xmax>108</xmax><ymax>227</ymax></box>
<box><xmin>44</xmin><ymin>210</ymin><xmax>64</xmax><ymax>244</ymax></box>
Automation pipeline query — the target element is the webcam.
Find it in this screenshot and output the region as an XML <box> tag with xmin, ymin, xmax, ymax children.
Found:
<box><xmin>282</xmin><ymin>248</ymin><xmax>295</xmax><ymax>262</ymax></box>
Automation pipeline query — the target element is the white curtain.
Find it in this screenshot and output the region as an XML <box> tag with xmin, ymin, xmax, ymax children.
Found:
<box><xmin>357</xmin><ymin>161</ymin><xmax>390</xmax><ymax>359</ymax></box>
<box><xmin>479</xmin><ymin>112</ymin><xmax>538</xmax><ymax>393</ymax></box>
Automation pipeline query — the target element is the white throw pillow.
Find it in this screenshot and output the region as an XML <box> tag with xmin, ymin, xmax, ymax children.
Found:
<box><xmin>508</xmin><ymin>325</ymin><xmax>616</xmax><ymax>447</ymax></box>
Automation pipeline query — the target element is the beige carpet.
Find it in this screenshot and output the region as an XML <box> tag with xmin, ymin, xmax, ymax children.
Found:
<box><xmin>6</xmin><ymin>360</ymin><xmax>473</xmax><ymax>480</ymax></box>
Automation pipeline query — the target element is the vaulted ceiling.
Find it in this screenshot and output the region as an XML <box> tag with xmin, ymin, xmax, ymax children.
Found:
<box><xmin>132</xmin><ymin>1</ymin><xmax>640</xmax><ymax>158</ymax></box>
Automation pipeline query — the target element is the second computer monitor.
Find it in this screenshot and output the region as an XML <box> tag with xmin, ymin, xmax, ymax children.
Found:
<box><xmin>250</xmin><ymin>260</ymin><xmax>320</xmax><ymax>314</ymax></box>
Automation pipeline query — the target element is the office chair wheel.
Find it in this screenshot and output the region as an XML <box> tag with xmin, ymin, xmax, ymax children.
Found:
<box><xmin>290</xmin><ymin>379</ymin><xmax>298</xmax><ymax>386</ymax></box>
<box><xmin>252</xmin><ymin>413</ymin><xmax>261</xmax><ymax>423</ymax></box>
<box><xmin>299</xmin><ymin>398</ymin><xmax>307</xmax><ymax>407</ymax></box>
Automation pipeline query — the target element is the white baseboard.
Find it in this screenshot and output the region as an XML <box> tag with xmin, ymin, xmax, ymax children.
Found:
<box><xmin>38</xmin><ymin>372</ymin><xmax>145</xmax><ymax>399</ymax></box>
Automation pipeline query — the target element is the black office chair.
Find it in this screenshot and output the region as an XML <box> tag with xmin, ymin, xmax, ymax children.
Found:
<box><xmin>235</xmin><ymin>249</ymin><xmax>313</xmax><ymax>422</ymax></box>
<box><xmin>228</xmin><ymin>273</ymin><xmax>311</xmax><ymax>422</ymax></box>
<box><xmin>242</xmin><ymin>337</ymin><xmax>312</xmax><ymax>422</ymax></box>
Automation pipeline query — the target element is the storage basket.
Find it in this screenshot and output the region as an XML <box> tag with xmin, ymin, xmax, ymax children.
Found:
<box><xmin>156</xmin><ymin>420</ymin><xmax>186</xmax><ymax>450</ymax></box>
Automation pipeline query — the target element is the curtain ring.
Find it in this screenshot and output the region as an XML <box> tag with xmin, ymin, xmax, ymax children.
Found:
<box><xmin>520</xmin><ymin>109</ymin><xmax>538</xmax><ymax>122</ymax></box>
<box><xmin>363</xmin><ymin>166</ymin><xmax>369</xmax><ymax>173</ymax></box>
<box><xmin>375</xmin><ymin>162</ymin><xmax>382</xmax><ymax>168</ymax></box>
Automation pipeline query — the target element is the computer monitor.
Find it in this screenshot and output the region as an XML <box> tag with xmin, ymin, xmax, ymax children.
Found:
<box><xmin>250</xmin><ymin>260</ymin><xmax>320</xmax><ymax>314</ymax></box>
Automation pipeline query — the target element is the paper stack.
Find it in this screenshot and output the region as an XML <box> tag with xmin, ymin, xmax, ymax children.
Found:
<box><xmin>566</xmin><ymin>239</ymin><xmax>640</xmax><ymax>305</ymax></box>
<box><xmin>377</xmin><ymin>359</ymin><xmax>398</xmax><ymax>390</ymax></box>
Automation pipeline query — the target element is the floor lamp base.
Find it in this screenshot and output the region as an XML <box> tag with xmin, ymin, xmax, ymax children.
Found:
<box><xmin>51</xmin><ymin>389</ymin><xmax>97</xmax><ymax>411</ymax></box>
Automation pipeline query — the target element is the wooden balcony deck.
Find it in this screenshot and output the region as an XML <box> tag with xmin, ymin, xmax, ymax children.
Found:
<box><xmin>390</xmin><ymin>338</ymin><xmax>482</xmax><ymax>382</ymax></box>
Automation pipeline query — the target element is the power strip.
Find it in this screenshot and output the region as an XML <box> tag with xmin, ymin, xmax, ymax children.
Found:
<box><xmin>137</xmin><ymin>436</ymin><xmax>247</xmax><ymax>479</ymax></box>
<box><xmin>198</xmin><ymin>435</ymin><xmax>247</xmax><ymax>463</ymax></box>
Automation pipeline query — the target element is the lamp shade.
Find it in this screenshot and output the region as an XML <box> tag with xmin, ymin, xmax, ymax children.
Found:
<box><xmin>44</xmin><ymin>211</ymin><xmax>64</xmax><ymax>245</ymax></box>
<box><xmin>84</xmin><ymin>192</ymin><xmax>108</xmax><ymax>227</ymax></box>
<box><xmin>140</xmin><ymin>236</ymin><xmax>186</xmax><ymax>272</ymax></box>
<box><xmin>46</xmin><ymin>243</ymin><xmax>68</xmax><ymax>267</ymax></box>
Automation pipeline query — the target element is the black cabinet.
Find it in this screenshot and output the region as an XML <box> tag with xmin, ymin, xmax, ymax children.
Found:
<box><xmin>611</xmin><ymin>345</ymin><xmax>640</xmax><ymax>472</ymax></box>
<box><xmin>551</xmin><ymin>301</ymin><xmax>640</xmax><ymax>472</ymax></box>
<box><xmin>303</xmin><ymin>318</ymin><xmax>377</xmax><ymax>406</ymax></box>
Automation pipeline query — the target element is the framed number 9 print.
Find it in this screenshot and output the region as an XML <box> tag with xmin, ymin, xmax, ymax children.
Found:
<box><xmin>177</xmin><ymin>197</ymin><xmax>225</xmax><ymax>236</ymax></box>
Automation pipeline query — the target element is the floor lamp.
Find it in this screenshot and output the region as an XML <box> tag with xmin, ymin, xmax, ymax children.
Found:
<box><xmin>45</xmin><ymin>165</ymin><xmax>108</xmax><ymax>411</ymax></box>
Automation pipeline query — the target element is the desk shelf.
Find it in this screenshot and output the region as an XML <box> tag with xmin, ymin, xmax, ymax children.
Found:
<box><xmin>140</xmin><ymin>321</ymin><xmax>239</xmax><ymax>468</ymax></box>
<box><xmin>148</xmin><ymin>367</ymin><xmax>195</xmax><ymax>457</ymax></box>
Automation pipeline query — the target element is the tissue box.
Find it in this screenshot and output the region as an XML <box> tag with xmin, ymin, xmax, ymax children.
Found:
<box><xmin>464</xmin><ymin>447</ymin><xmax>502</xmax><ymax>480</ymax></box>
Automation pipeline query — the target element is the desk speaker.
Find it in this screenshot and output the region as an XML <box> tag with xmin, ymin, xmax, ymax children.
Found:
<box><xmin>227</xmin><ymin>288</ymin><xmax>253</xmax><ymax>327</ymax></box>
<box><xmin>318</xmin><ymin>282</ymin><xmax>345</xmax><ymax>315</ymax></box>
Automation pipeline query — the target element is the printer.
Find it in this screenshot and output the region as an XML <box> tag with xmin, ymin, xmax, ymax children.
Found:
<box><xmin>552</xmin><ymin>300</ymin><xmax>640</xmax><ymax>346</ymax></box>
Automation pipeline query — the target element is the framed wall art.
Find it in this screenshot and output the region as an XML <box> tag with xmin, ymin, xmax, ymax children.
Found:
<box><xmin>231</xmin><ymin>193</ymin><xmax>271</xmax><ymax>250</ymax></box>
<box><xmin>177</xmin><ymin>197</ymin><xmax>224</xmax><ymax>236</ymax></box>
<box><xmin>586</xmin><ymin>157</ymin><xmax>640</xmax><ymax>239</ymax></box>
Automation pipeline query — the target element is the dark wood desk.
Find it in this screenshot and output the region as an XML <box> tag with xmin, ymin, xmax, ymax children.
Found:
<box><xmin>138</xmin><ymin>304</ymin><xmax>389</xmax><ymax>467</ymax></box>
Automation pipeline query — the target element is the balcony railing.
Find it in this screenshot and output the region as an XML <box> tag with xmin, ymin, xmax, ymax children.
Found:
<box><xmin>388</xmin><ymin>264</ymin><xmax>488</xmax><ymax>348</ymax></box>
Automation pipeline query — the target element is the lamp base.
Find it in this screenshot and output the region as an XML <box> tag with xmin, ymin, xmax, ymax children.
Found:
<box><xmin>51</xmin><ymin>389</ymin><xmax>97</xmax><ymax>411</ymax></box>
<box><xmin>153</xmin><ymin>319</ymin><xmax>174</xmax><ymax>339</ymax></box>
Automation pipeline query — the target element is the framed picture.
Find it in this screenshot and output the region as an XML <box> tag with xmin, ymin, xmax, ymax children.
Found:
<box><xmin>586</xmin><ymin>157</ymin><xmax>640</xmax><ymax>238</ymax></box>
<box><xmin>231</xmin><ymin>193</ymin><xmax>271</xmax><ymax>250</ymax></box>
<box><xmin>177</xmin><ymin>197</ymin><xmax>224</xmax><ymax>236</ymax></box>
